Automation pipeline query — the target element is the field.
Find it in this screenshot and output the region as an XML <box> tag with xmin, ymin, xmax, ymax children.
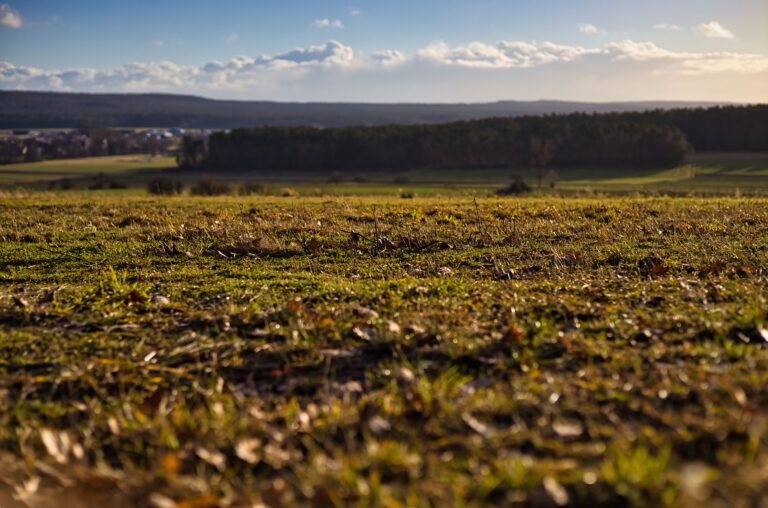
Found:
<box><xmin>0</xmin><ymin>156</ymin><xmax>176</xmax><ymax>186</ymax></box>
<box><xmin>1</xmin><ymin>193</ymin><xmax>767</xmax><ymax>507</ymax></box>
<box><xmin>3</xmin><ymin>152</ymin><xmax>768</xmax><ymax>196</ymax></box>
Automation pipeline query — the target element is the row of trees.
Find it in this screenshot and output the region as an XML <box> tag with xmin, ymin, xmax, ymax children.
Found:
<box><xmin>197</xmin><ymin>116</ymin><xmax>690</xmax><ymax>173</ymax></box>
<box><xmin>180</xmin><ymin>105</ymin><xmax>766</xmax><ymax>174</ymax></box>
<box><xmin>634</xmin><ymin>105</ymin><xmax>768</xmax><ymax>152</ymax></box>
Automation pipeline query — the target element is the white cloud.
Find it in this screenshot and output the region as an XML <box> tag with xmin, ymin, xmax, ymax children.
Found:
<box><xmin>0</xmin><ymin>3</ymin><xmax>22</xmax><ymax>29</ymax></box>
<box><xmin>271</xmin><ymin>40</ymin><xmax>354</xmax><ymax>65</ymax></box>
<box><xmin>653</xmin><ymin>23</ymin><xmax>682</xmax><ymax>31</ymax></box>
<box><xmin>151</xmin><ymin>40</ymin><xmax>164</xmax><ymax>48</ymax></box>
<box><xmin>349</xmin><ymin>8</ymin><xmax>362</xmax><ymax>16</ymax></box>
<box><xmin>696</xmin><ymin>21</ymin><xmax>735</xmax><ymax>39</ymax></box>
<box><xmin>371</xmin><ymin>49</ymin><xmax>407</xmax><ymax>66</ymax></box>
<box><xmin>604</xmin><ymin>40</ymin><xmax>767</xmax><ymax>74</ymax></box>
<box><xmin>226</xmin><ymin>34</ymin><xmax>239</xmax><ymax>44</ymax></box>
<box><xmin>312</xmin><ymin>18</ymin><xmax>344</xmax><ymax>29</ymax></box>
<box><xmin>416</xmin><ymin>40</ymin><xmax>599</xmax><ymax>69</ymax></box>
<box><xmin>579</xmin><ymin>23</ymin><xmax>600</xmax><ymax>34</ymax></box>
<box><xmin>414</xmin><ymin>39</ymin><xmax>768</xmax><ymax>75</ymax></box>
<box><xmin>1</xmin><ymin>39</ymin><xmax>766</xmax><ymax>100</ymax></box>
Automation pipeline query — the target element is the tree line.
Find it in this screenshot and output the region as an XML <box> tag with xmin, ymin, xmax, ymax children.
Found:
<box><xmin>182</xmin><ymin>105</ymin><xmax>767</xmax><ymax>173</ymax></box>
<box><xmin>196</xmin><ymin>115</ymin><xmax>689</xmax><ymax>173</ymax></box>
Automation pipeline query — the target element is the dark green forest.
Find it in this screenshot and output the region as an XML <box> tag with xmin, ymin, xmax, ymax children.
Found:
<box><xmin>198</xmin><ymin>106</ymin><xmax>768</xmax><ymax>172</ymax></box>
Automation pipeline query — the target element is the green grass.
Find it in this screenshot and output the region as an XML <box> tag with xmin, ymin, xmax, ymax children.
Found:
<box><xmin>0</xmin><ymin>155</ymin><xmax>176</xmax><ymax>183</ymax></box>
<box><xmin>0</xmin><ymin>193</ymin><xmax>767</xmax><ymax>507</ymax></box>
<box><xmin>3</xmin><ymin>152</ymin><xmax>768</xmax><ymax>196</ymax></box>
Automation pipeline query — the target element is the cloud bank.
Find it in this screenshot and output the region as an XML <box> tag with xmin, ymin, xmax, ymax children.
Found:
<box><xmin>1</xmin><ymin>39</ymin><xmax>766</xmax><ymax>101</ymax></box>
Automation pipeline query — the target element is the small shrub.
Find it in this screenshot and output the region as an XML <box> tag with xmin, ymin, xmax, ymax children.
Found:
<box><xmin>280</xmin><ymin>187</ymin><xmax>299</xmax><ymax>197</ymax></box>
<box><xmin>148</xmin><ymin>177</ymin><xmax>180</xmax><ymax>195</ymax></box>
<box><xmin>496</xmin><ymin>176</ymin><xmax>532</xmax><ymax>196</ymax></box>
<box><xmin>327</xmin><ymin>172</ymin><xmax>345</xmax><ymax>184</ymax></box>
<box><xmin>239</xmin><ymin>181</ymin><xmax>266</xmax><ymax>196</ymax></box>
<box><xmin>190</xmin><ymin>178</ymin><xmax>231</xmax><ymax>196</ymax></box>
<box><xmin>59</xmin><ymin>178</ymin><xmax>73</xmax><ymax>190</ymax></box>
<box><xmin>90</xmin><ymin>179</ymin><xmax>127</xmax><ymax>190</ymax></box>
<box><xmin>400</xmin><ymin>191</ymin><xmax>415</xmax><ymax>199</ymax></box>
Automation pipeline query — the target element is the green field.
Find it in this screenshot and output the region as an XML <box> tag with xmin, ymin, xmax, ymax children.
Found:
<box><xmin>2</xmin><ymin>153</ymin><xmax>768</xmax><ymax>196</ymax></box>
<box><xmin>1</xmin><ymin>194</ymin><xmax>767</xmax><ymax>507</ymax></box>
<box><xmin>0</xmin><ymin>155</ymin><xmax>176</xmax><ymax>184</ymax></box>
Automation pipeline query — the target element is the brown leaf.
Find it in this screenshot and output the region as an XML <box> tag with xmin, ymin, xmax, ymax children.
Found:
<box><xmin>699</xmin><ymin>261</ymin><xmax>725</xmax><ymax>276</ymax></box>
<box><xmin>136</xmin><ymin>390</ymin><xmax>166</xmax><ymax>419</ymax></box>
<box><xmin>638</xmin><ymin>254</ymin><xmax>667</xmax><ymax>277</ymax></box>
<box><xmin>159</xmin><ymin>453</ymin><xmax>180</xmax><ymax>478</ymax></box>
<box><xmin>304</xmin><ymin>237</ymin><xmax>320</xmax><ymax>255</ymax></box>
<box><xmin>503</xmin><ymin>323</ymin><xmax>525</xmax><ymax>343</ymax></box>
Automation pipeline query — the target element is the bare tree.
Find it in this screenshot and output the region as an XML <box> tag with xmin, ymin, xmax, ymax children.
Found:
<box><xmin>530</xmin><ymin>137</ymin><xmax>556</xmax><ymax>189</ymax></box>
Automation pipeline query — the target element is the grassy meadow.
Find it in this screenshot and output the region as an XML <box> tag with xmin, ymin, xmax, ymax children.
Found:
<box><xmin>2</xmin><ymin>152</ymin><xmax>768</xmax><ymax>196</ymax></box>
<box><xmin>0</xmin><ymin>193</ymin><xmax>767</xmax><ymax>507</ymax></box>
<box><xmin>0</xmin><ymin>155</ymin><xmax>176</xmax><ymax>184</ymax></box>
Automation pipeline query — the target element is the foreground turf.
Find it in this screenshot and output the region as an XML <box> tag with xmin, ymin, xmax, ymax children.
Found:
<box><xmin>0</xmin><ymin>194</ymin><xmax>767</xmax><ymax>507</ymax></box>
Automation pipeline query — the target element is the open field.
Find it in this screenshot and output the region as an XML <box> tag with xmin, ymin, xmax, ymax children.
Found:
<box><xmin>0</xmin><ymin>194</ymin><xmax>767</xmax><ymax>507</ymax></box>
<box><xmin>2</xmin><ymin>152</ymin><xmax>768</xmax><ymax>196</ymax></box>
<box><xmin>0</xmin><ymin>156</ymin><xmax>176</xmax><ymax>184</ymax></box>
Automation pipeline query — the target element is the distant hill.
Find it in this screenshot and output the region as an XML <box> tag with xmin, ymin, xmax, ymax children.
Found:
<box><xmin>0</xmin><ymin>91</ymin><xmax>730</xmax><ymax>129</ymax></box>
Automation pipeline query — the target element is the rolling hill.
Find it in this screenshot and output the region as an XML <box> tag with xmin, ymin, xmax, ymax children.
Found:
<box><xmin>0</xmin><ymin>91</ymin><xmax>728</xmax><ymax>129</ymax></box>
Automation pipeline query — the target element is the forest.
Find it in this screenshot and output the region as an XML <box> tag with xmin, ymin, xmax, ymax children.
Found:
<box><xmin>196</xmin><ymin>105</ymin><xmax>767</xmax><ymax>173</ymax></box>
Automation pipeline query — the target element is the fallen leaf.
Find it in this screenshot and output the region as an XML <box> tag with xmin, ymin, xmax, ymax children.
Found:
<box><xmin>159</xmin><ymin>453</ymin><xmax>180</xmax><ymax>478</ymax></box>
<box><xmin>235</xmin><ymin>438</ymin><xmax>262</xmax><ymax>464</ymax></box>
<box><xmin>543</xmin><ymin>476</ymin><xmax>569</xmax><ymax>506</ymax></box>
<box><xmin>553</xmin><ymin>419</ymin><xmax>584</xmax><ymax>438</ymax></box>
<box><xmin>195</xmin><ymin>447</ymin><xmax>226</xmax><ymax>472</ymax></box>
<box><xmin>503</xmin><ymin>323</ymin><xmax>525</xmax><ymax>343</ymax></box>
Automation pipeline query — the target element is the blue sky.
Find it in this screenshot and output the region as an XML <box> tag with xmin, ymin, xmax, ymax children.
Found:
<box><xmin>1</xmin><ymin>0</ymin><xmax>767</xmax><ymax>102</ymax></box>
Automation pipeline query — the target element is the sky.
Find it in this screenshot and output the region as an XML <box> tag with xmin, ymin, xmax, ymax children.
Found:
<box><xmin>1</xmin><ymin>0</ymin><xmax>767</xmax><ymax>103</ymax></box>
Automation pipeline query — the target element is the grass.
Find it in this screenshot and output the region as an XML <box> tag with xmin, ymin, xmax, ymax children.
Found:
<box><xmin>3</xmin><ymin>152</ymin><xmax>768</xmax><ymax>196</ymax></box>
<box><xmin>0</xmin><ymin>193</ymin><xmax>767</xmax><ymax>507</ymax></box>
<box><xmin>0</xmin><ymin>155</ymin><xmax>176</xmax><ymax>183</ymax></box>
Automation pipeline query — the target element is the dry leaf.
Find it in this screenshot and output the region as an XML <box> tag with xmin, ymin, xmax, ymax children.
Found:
<box><xmin>503</xmin><ymin>323</ymin><xmax>525</xmax><ymax>343</ymax></box>
<box><xmin>196</xmin><ymin>447</ymin><xmax>226</xmax><ymax>472</ymax></box>
<box><xmin>543</xmin><ymin>476</ymin><xmax>569</xmax><ymax>506</ymax></box>
<box><xmin>235</xmin><ymin>438</ymin><xmax>262</xmax><ymax>464</ymax></box>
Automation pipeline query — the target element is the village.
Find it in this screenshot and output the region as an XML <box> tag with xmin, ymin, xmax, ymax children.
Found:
<box><xmin>0</xmin><ymin>127</ymin><xmax>208</xmax><ymax>164</ymax></box>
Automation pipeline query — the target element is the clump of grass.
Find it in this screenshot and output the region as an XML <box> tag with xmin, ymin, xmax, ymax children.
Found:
<box><xmin>190</xmin><ymin>178</ymin><xmax>231</xmax><ymax>196</ymax></box>
<box><xmin>148</xmin><ymin>176</ymin><xmax>183</xmax><ymax>195</ymax></box>
<box><xmin>496</xmin><ymin>175</ymin><xmax>532</xmax><ymax>196</ymax></box>
<box><xmin>238</xmin><ymin>181</ymin><xmax>266</xmax><ymax>196</ymax></box>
